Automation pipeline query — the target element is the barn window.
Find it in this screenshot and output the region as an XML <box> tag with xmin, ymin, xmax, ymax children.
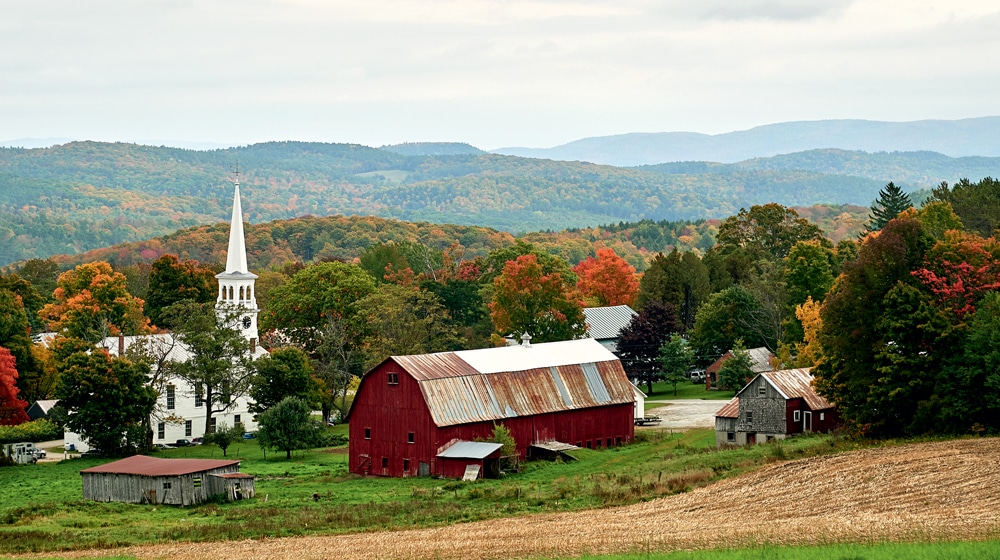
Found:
<box><xmin>820</xmin><ymin>412</ymin><xmax>825</xmax><ymax>421</ymax></box>
<box><xmin>403</xmin><ymin>459</ymin><xmax>410</xmax><ymax>471</ymax></box>
<box><xmin>746</xmin><ymin>411</ymin><xmax>753</xmax><ymax>423</ymax></box>
<box><xmin>727</xmin><ymin>432</ymin><xmax>735</xmax><ymax>442</ymax></box>
<box><xmin>407</xmin><ymin>432</ymin><xmax>414</xmax><ymax>444</ymax></box>
<box><xmin>606</xmin><ymin>438</ymin><xmax>612</xmax><ymax>448</ymax></box>
<box><xmin>163</xmin><ymin>482</ymin><xmax>172</xmax><ymax>489</ymax></box>
<box><xmin>586</xmin><ymin>440</ymin><xmax>592</xmax><ymax>449</ymax></box>
<box><xmin>387</xmin><ymin>372</ymin><xmax>399</xmax><ymax>385</ymax></box>
<box><xmin>793</xmin><ymin>410</ymin><xmax>801</xmax><ymax>422</ymax></box>
<box><xmin>758</xmin><ymin>386</ymin><xmax>766</xmax><ymax>396</ymax></box>
<box><xmin>157</xmin><ymin>423</ymin><xmax>165</xmax><ymax>440</ymax></box>
<box><xmin>364</xmin><ymin>428</ymin><xmax>371</xmax><ymax>439</ymax></box>
<box><xmin>185</xmin><ymin>420</ymin><xmax>192</xmax><ymax>437</ymax></box>
<box><xmin>193</xmin><ymin>477</ymin><xmax>202</xmax><ymax>488</ymax></box>
<box><xmin>166</xmin><ymin>385</ymin><xmax>175</xmax><ymax>410</ymax></box>
<box><xmin>381</xmin><ymin>457</ymin><xmax>388</xmax><ymax>469</ymax></box>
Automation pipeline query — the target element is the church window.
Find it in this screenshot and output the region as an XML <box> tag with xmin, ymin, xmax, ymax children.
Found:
<box><xmin>229</xmin><ymin>286</ymin><xmax>234</xmax><ymax>300</ymax></box>
<box><xmin>239</xmin><ymin>286</ymin><xmax>244</xmax><ymax>300</ymax></box>
<box><xmin>166</xmin><ymin>386</ymin><xmax>175</xmax><ymax>410</ymax></box>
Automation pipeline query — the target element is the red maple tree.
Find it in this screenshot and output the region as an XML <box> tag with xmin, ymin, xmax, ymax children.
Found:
<box><xmin>0</xmin><ymin>346</ymin><xmax>29</xmax><ymax>426</ymax></box>
<box><xmin>573</xmin><ymin>248</ymin><xmax>640</xmax><ymax>307</ymax></box>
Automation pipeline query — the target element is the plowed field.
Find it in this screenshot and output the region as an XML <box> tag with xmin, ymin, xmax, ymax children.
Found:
<box><xmin>43</xmin><ymin>438</ymin><xmax>1000</xmax><ymax>560</ymax></box>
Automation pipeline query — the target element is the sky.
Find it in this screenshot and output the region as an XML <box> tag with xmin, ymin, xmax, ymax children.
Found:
<box><xmin>3</xmin><ymin>0</ymin><xmax>1000</xmax><ymax>150</ymax></box>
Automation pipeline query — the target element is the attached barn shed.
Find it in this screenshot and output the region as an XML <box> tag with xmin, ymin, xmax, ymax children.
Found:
<box><xmin>80</xmin><ymin>455</ymin><xmax>255</xmax><ymax>505</ymax></box>
<box><xmin>347</xmin><ymin>338</ymin><xmax>635</xmax><ymax>478</ymax></box>
<box><xmin>715</xmin><ymin>368</ymin><xmax>839</xmax><ymax>446</ymax></box>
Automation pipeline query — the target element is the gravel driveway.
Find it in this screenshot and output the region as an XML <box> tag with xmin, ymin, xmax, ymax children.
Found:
<box><xmin>643</xmin><ymin>399</ymin><xmax>727</xmax><ymax>430</ymax></box>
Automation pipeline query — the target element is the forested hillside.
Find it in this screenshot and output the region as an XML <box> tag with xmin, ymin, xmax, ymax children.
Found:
<box><xmin>0</xmin><ymin>141</ymin><xmax>971</xmax><ymax>265</ymax></box>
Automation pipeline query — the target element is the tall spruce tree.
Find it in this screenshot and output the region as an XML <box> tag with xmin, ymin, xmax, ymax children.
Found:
<box><xmin>864</xmin><ymin>182</ymin><xmax>913</xmax><ymax>234</ymax></box>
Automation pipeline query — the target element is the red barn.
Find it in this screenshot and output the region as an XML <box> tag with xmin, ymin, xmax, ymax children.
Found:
<box><xmin>346</xmin><ymin>338</ymin><xmax>635</xmax><ymax>478</ymax></box>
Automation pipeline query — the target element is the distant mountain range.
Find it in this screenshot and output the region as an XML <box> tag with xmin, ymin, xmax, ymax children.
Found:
<box><xmin>493</xmin><ymin>117</ymin><xmax>1000</xmax><ymax>166</ymax></box>
<box><xmin>1</xmin><ymin>139</ymin><xmax>997</xmax><ymax>266</ymax></box>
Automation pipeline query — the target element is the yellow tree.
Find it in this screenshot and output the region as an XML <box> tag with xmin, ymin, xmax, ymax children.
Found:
<box><xmin>40</xmin><ymin>262</ymin><xmax>149</xmax><ymax>341</ymax></box>
<box><xmin>792</xmin><ymin>297</ymin><xmax>823</xmax><ymax>368</ymax></box>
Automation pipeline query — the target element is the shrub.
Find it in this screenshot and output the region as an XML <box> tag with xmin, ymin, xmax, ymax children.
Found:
<box><xmin>0</xmin><ymin>419</ymin><xmax>61</xmax><ymax>444</ymax></box>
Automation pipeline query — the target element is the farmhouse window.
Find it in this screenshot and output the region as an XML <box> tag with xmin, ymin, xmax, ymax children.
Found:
<box><xmin>381</xmin><ymin>457</ymin><xmax>388</xmax><ymax>469</ymax></box>
<box><xmin>185</xmin><ymin>420</ymin><xmax>192</xmax><ymax>437</ymax></box>
<box><xmin>758</xmin><ymin>386</ymin><xmax>766</xmax><ymax>396</ymax></box>
<box><xmin>364</xmin><ymin>428</ymin><xmax>371</xmax><ymax>439</ymax></box>
<box><xmin>157</xmin><ymin>423</ymin><xmax>165</xmax><ymax>440</ymax></box>
<box><xmin>163</xmin><ymin>482</ymin><xmax>172</xmax><ymax>489</ymax></box>
<box><xmin>210</xmin><ymin>417</ymin><xmax>217</xmax><ymax>433</ymax></box>
<box><xmin>746</xmin><ymin>411</ymin><xmax>753</xmax><ymax>423</ymax></box>
<box><xmin>820</xmin><ymin>412</ymin><xmax>825</xmax><ymax>421</ymax></box>
<box><xmin>387</xmin><ymin>372</ymin><xmax>399</xmax><ymax>385</ymax></box>
<box><xmin>407</xmin><ymin>432</ymin><xmax>414</xmax><ymax>444</ymax></box>
<box><xmin>234</xmin><ymin>414</ymin><xmax>241</xmax><ymax>426</ymax></box>
<box><xmin>794</xmin><ymin>410</ymin><xmax>801</xmax><ymax>422</ymax></box>
<box><xmin>166</xmin><ymin>385</ymin><xmax>175</xmax><ymax>410</ymax></box>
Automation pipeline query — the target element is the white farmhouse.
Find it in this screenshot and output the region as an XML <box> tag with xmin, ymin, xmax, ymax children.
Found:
<box><xmin>65</xmin><ymin>177</ymin><xmax>267</xmax><ymax>452</ymax></box>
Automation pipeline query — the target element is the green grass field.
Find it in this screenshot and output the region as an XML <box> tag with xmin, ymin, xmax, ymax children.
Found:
<box><xmin>0</xmin><ymin>427</ymin><xmax>865</xmax><ymax>555</ymax></box>
<box><xmin>643</xmin><ymin>380</ymin><xmax>735</xmax><ymax>401</ymax></box>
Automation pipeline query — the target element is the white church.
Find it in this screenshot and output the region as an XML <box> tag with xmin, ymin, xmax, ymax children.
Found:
<box><xmin>65</xmin><ymin>178</ymin><xmax>268</xmax><ymax>452</ymax></box>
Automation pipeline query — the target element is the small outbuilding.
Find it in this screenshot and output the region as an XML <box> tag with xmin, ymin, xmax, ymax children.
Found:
<box><xmin>715</xmin><ymin>368</ymin><xmax>838</xmax><ymax>447</ymax></box>
<box><xmin>26</xmin><ymin>399</ymin><xmax>58</xmax><ymax>421</ymax></box>
<box><xmin>80</xmin><ymin>455</ymin><xmax>255</xmax><ymax>505</ymax></box>
<box><xmin>583</xmin><ymin>305</ymin><xmax>637</xmax><ymax>352</ymax></box>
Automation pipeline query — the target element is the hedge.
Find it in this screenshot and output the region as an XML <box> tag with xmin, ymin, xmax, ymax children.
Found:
<box><xmin>0</xmin><ymin>419</ymin><xmax>61</xmax><ymax>444</ymax></box>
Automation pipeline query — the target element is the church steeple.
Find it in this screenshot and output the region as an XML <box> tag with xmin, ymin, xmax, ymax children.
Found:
<box><xmin>224</xmin><ymin>178</ymin><xmax>250</xmax><ymax>274</ymax></box>
<box><xmin>216</xmin><ymin>171</ymin><xmax>259</xmax><ymax>343</ymax></box>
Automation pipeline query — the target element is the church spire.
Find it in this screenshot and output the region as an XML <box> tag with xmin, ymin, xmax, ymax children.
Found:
<box><xmin>224</xmin><ymin>170</ymin><xmax>250</xmax><ymax>274</ymax></box>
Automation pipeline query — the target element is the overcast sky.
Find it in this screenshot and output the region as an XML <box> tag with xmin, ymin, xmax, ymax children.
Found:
<box><xmin>3</xmin><ymin>0</ymin><xmax>999</xmax><ymax>150</ymax></box>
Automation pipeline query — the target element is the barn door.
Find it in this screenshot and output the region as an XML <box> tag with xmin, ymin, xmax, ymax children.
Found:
<box><xmin>804</xmin><ymin>411</ymin><xmax>813</xmax><ymax>432</ymax></box>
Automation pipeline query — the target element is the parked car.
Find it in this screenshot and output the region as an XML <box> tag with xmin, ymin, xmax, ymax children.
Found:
<box><xmin>689</xmin><ymin>369</ymin><xmax>706</xmax><ymax>384</ymax></box>
<box><xmin>153</xmin><ymin>443</ymin><xmax>175</xmax><ymax>450</ymax></box>
<box><xmin>242</xmin><ymin>432</ymin><xmax>256</xmax><ymax>439</ymax></box>
<box><xmin>191</xmin><ymin>437</ymin><xmax>204</xmax><ymax>445</ymax></box>
<box><xmin>174</xmin><ymin>439</ymin><xmax>193</xmax><ymax>447</ymax></box>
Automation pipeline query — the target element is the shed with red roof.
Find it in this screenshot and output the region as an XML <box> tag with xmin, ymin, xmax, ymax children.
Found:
<box><xmin>80</xmin><ymin>455</ymin><xmax>254</xmax><ymax>505</ymax></box>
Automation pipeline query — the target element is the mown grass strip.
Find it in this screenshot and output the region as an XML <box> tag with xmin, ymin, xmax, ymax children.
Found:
<box><xmin>573</xmin><ymin>539</ymin><xmax>1000</xmax><ymax>560</ymax></box>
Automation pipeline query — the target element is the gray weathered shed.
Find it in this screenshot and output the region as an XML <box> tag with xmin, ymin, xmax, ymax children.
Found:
<box><xmin>80</xmin><ymin>455</ymin><xmax>255</xmax><ymax>505</ymax></box>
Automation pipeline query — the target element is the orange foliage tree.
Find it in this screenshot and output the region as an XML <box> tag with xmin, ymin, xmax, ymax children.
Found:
<box><xmin>39</xmin><ymin>262</ymin><xmax>149</xmax><ymax>341</ymax></box>
<box><xmin>573</xmin><ymin>248</ymin><xmax>640</xmax><ymax>307</ymax></box>
<box><xmin>0</xmin><ymin>346</ymin><xmax>29</xmax><ymax>426</ymax></box>
<box><xmin>490</xmin><ymin>254</ymin><xmax>586</xmax><ymax>343</ymax></box>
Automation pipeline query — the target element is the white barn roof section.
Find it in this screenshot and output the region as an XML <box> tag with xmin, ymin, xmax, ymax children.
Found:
<box><xmin>437</xmin><ymin>441</ymin><xmax>503</xmax><ymax>459</ymax></box>
<box><xmin>454</xmin><ymin>338</ymin><xmax>618</xmax><ymax>374</ymax></box>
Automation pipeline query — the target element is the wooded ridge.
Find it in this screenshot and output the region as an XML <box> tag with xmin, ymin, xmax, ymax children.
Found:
<box><xmin>0</xmin><ymin>140</ymin><xmax>990</xmax><ymax>265</ymax></box>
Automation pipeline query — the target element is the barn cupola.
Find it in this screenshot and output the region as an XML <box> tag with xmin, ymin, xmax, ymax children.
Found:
<box><xmin>215</xmin><ymin>171</ymin><xmax>259</xmax><ymax>343</ymax></box>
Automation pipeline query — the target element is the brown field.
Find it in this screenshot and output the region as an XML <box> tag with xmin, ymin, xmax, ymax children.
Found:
<box><xmin>36</xmin><ymin>438</ymin><xmax>1000</xmax><ymax>560</ymax></box>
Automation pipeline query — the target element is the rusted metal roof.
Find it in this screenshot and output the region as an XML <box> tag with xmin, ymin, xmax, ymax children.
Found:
<box><xmin>760</xmin><ymin>368</ymin><xmax>833</xmax><ymax>411</ymax></box>
<box><xmin>211</xmin><ymin>472</ymin><xmax>255</xmax><ymax>479</ymax></box>
<box><xmin>716</xmin><ymin>397</ymin><xmax>740</xmax><ymax>418</ymax></box>
<box><xmin>80</xmin><ymin>455</ymin><xmax>241</xmax><ymax>477</ymax></box>
<box><xmin>387</xmin><ymin>339</ymin><xmax>635</xmax><ymax>427</ymax></box>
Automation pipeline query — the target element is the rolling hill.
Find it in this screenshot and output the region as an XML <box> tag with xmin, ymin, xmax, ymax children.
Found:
<box><xmin>0</xmin><ymin>140</ymin><xmax>991</xmax><ymax>266</ymax></box>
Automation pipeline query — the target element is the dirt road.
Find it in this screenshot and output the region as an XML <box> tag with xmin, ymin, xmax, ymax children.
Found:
<box><xmin>43</xmin><ymin>438</ymin><xmax>1000</xmax><ymax>560</ymax></box>
<box><xmin>643</xmin><ymin>399</ymin><xmax>724</xmax><ymax>430</ymax></box>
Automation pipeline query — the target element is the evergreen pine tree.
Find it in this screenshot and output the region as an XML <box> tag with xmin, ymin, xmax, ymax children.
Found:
<box><xmin>864</xmin><ymin>182</ymin><xmax>912</xmax><ymax>234</ymax></box>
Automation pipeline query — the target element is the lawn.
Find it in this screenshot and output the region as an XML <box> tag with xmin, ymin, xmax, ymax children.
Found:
<box><xmin>0</xmin><ymin>427</ymin><xmax>867</xmax><ymax>555</ymax></box>
<box><xmin>643</xmin><ymin>379</ymin><xmax>735</xmax><ymax>401</ymax></box>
